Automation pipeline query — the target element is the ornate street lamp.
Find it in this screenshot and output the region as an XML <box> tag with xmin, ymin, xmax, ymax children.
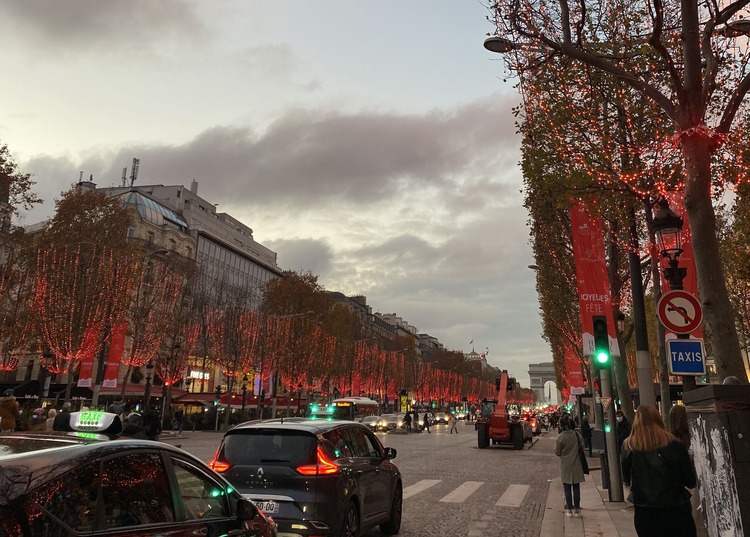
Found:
<box><xmin>652</xmin><ymin>198</ymin><xmax>686</xmax><ymax>290</ymax></box>
<box><xmin>143</xmin><ymin>361</ymin><xmax>154</xmax><ymax>410</ymax></box>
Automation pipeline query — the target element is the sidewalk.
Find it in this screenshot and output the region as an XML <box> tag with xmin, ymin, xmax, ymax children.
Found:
<box><xmin>540</xmin><ymin>460</ymin><xmax>636</xmax><ymax>537</ymax></box>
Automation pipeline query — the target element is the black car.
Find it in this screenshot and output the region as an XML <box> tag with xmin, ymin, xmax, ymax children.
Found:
<box><xmin>209</xmin><ymin>418</ymin><xmax>403</xmax><ymax>536</ymax></box>
<box><xmin>0</xmin><ymin>411</ymin><xmax>276</xmax><ymax>537</ymax></box>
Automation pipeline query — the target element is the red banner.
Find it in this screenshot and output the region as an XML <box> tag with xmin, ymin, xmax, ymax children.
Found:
<box><xmin>77</xmin><ymin>323</ymin><xmax>101</xmax><ymax>388</ymax></box>
<box><xmin>658</xmin><ymin>194</ymin><xmax>703</xmax><ymax>339</ymax></box>
<box><xmin>102</xmin><ymin>321</ymin><xmax>127</xmax><ymax>388</ymax></box>
<box><xmin>564</xmin><ymin>343</ymin><xmax>585</xmax><ymax>389</ymax></box>
<box><xmin>570</xmin><ymin>200</ymin><xmax>618</xmax><ymax>360</ymax></box>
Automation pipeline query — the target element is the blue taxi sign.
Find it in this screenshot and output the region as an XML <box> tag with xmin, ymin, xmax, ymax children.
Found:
<box><xmin>666</xmin><ymin>338</ymin><xmax>706</xmax><ymax>376</ymax></box>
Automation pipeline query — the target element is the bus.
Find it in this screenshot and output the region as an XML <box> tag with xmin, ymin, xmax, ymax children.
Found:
<box><xmin>308</xmin><ymin>397</ymin><xmax>380</xmax><ymax>421</ymax></box>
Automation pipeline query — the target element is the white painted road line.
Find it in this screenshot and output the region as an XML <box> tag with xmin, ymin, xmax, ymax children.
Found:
<box><xmin>439</xmin><ymin>481</ymin><xmax>484</xmax><ymax>503</ymax></box>
<box><xmin>495</xmin><ymin>483</ymin><xmax>529</xmax><ymax>507</ymax></box>
<box><xmin>403</xmin><ymin>479</ymin><xmax>442</xmax><ymax>499</ymax></box>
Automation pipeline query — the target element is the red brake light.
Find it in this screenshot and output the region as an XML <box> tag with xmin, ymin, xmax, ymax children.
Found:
<box><xmin>296</xmin><ymin>447</ymin><xmax>340</xmax><ymax>476</ymax></box>
<box><xmin>208</xmin><ymin>445</ymin><xmax>231</xmax><ymax>473</ymax></box>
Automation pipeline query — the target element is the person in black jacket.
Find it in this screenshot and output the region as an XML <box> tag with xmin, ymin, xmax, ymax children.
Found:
<box><xmin>621</xmin><ymin>405</ymin><xmax>697</xmax><ymax>537</ymax></box>
<box><xmin>616</xmin><ymin>409</ymin><xmax>631</xmax><ymax>452</ymax></box>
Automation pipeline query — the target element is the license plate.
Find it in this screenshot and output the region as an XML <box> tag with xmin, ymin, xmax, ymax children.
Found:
<box><xmin>255</xmin><ymin>501</ymin><xmax>279</xmax><ymax>514</ymax></box>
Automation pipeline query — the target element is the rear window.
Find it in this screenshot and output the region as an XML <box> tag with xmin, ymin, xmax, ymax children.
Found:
<box><xmin>222</xmin><ymin>429</ymin><xmax>316</xmax><ymax>466</ymax></box>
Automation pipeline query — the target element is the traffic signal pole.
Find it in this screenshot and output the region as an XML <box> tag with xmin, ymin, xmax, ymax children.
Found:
<box><xmin>600</xmin><ymin>367</ymin><xmax>624</xmax><ymax>502</ymax></box>
<box><xmin>592</xmin><ymin>315</ymin><xmax>624</xmax><ymax>502</ymax></box>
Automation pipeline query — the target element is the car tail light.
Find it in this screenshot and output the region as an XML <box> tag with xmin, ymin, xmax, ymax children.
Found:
<box><xmin>208</xmin><ymin>446</ymin><xmax>231</xmax><ymax>473</ymax></box>
<box><xmin>296</xmin><ymin>447</ymin><xmax>340</xmax><ymax>476</ymax></box>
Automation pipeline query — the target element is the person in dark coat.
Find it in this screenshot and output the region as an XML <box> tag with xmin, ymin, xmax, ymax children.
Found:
<box><xmin>119</xmin><ymin>412</ymin><xmax>148</xmax><ymax>439</ymax></box>
<box><xmin>52</xmin><ymin>402</ymin><xmax>73</xmax><ymax>432</ymax></box>
<box><xmin>580</xmin><ymin>416</ymin><xmax>593</xmax><ymax>456</ymax></box>
<box><xmin>616</xmin><ymin>410</ymin><xmax>632</xmax><ymax>452</ymax></box>
<box><xmin>622</xmin><ymin>405</ymin><xmax>697</xmax><ymax>537</ymax></box>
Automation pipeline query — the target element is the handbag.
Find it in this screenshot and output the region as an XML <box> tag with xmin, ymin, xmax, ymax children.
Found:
<box><xmin>576</xmin><ymin>432</ymin><xmax>590</xmax><ymax>474</ymax></box>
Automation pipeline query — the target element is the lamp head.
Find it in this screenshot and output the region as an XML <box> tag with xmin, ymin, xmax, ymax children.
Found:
<box><xmin>652</xmin><ymin>198</ymin><xmax>684</xmax><ymax>259</ymax></box>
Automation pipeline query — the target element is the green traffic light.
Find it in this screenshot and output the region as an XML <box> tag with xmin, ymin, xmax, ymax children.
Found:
<box><xmin>604</xmin><ymin>421</ymin><xmax>611</xmax><ymax>433</ymax></box>
<box><xmin>596</xmin><ymin>350</ymin><xmax>610</xmax><ymax>364</ymax></box>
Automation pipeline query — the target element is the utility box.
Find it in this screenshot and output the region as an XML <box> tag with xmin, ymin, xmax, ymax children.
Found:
<box><xmin>683</xmin><ymin>384</ymin><xmax>750</xmax><ymax>537</ymax></box>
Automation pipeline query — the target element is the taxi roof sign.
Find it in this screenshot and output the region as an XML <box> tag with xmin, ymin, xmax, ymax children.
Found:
<box><xmin>69</xmin><ymin>411</ymin><xmax>123</xmax><ymax>435</ymax></box>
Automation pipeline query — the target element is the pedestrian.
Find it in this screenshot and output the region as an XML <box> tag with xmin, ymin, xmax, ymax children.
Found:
<box><xmin>53</xmin><ymin>402</ymin><xmax>73</xmax><ymax>432</ymax></box>
<box><xmin>0</xmin><ymin>389</ymin><xmax>20</xmax><ymax>432</ymax></box>
<box><xmin>668</xmin><ymin>404</ymin><xmax>704</xmax><ymax>535</ymax></box>
<box><xmin>119</xmin><ymin>412</ymin><xmax>148</xmax><ymax>439</ymax></box>
<box><xmin>45</xmin><ymin>408</ymin><xmax>57</xmax><ymax>431</ymax></box>
<box><xmin>555</xmin><ymin>414</ymin><xmax>585</xmax><ymax>518</ymax></box>
<box><xmin>621</xmin><ymin>405</ymin><xmax>697</xmax><ymax>537</ymax></box>
<box><xmin>404</xmin><ymin>412</ymin><xmax>412</xmax><ymax>433</ymax></box>
<box><xmin>580</xmin><ymin>416</ymin><xmax>593</xmax><ymax>456</ymax></box>
<box><xmin>616</xmin><ymin>409</ymin><xmax>632</xmax><ymax>452</ymax></box>
<box><xmin>413</xmin><ymin>411</ymin><xmax>421</xmax><ymax>432</ymax></box>
<box><xmin>449</xmin><ymin>412</ymin><xmax>459</xmax><ymax>434</ymax></box>
<box><xmin>172</xmin><ymin>407</ymin><xmax>184</xmax><ymax>437</ymax></box>
<box><xmin>423</xmin><ymin>411</ymin><xmax>431</xmax><ymax>434</ymax></box>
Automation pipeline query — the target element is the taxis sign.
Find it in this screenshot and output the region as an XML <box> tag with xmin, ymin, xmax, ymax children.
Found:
<box><xmin>666</xmin><ymin>338</ymin><xmax>706</xmax><ymax>376</ymax></box>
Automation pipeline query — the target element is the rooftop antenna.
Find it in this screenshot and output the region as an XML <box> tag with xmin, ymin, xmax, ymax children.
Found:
<box><xmin>129</xmin><ymin>158</ymin><xmax>140</xmax><ymax>187</ymax></box>
<box><xmin>121</xmin><ymin>167</ymin><xmax>127</xmax><ymax>187</ymax></box>
<box><xmin>78</xmin><ymin>171</ymin><xmax>84</xmax><ymax>184</ymax></box>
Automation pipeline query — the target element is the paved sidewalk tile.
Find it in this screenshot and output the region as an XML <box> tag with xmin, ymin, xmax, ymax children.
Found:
<box><xmin>540</xmin><ymin>469</ymin><xmax>636</xmax><ymax>537</ymax></box>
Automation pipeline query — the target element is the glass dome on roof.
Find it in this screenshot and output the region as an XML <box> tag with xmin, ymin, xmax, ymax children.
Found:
<box><xmin>118</xmin><ymin>191</ymin><xmax>188</xmax><ymax>231</ymax></box>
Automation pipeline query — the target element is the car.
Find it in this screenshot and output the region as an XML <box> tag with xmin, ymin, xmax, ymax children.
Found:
<box><xmin>433</xmin><ymin>412</ymin><xmax>448</xmax><ymax>424</ymax></box>
<box><xmin>209</xmin><ymin>418</ymin><xmax>402</xmax><ymax>537</ymax></box>
<box><xmin>385</xmin><ymin>414</ymin><xmax>405</xmax><ymax>431</ymax></box>
<box><xmin>361</xmin><ymin>415</ymin><xmax>380</xmax><ymax>431</ymax></box>
<box><xmin>377</xmin><ymin>413</ymin><xmax>394</xmax><ymax>431</ymax></box>
<box><xmin>513</xmin><ymin>415</ymin><xmax>534</xmax><ymax>443</ymax></box>
<box><xmin>0</xmin><ymin>411</ymin><xmax>276</xmax><ymax>537</ymax></box>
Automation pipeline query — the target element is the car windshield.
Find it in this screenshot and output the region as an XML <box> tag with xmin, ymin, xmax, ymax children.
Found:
<box><xmin>222</xmin><ymin>429</ymin><xmax>317</xmax><ymax>466</ymax></box>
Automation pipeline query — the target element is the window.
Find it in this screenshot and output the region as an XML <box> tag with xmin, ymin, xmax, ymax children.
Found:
<box><xmin>343</xmin><ymin>427</ymin><xmax>381</xmax><ymax>458</ymax></box>
<box><xmin>171</xmin><ymin>458</ymin><xmax>230</xmax><ymax>520</ymax></box>
<box><xmin>100</xmin><ymin>452</ymin><xmax>174</xmax><ymax>528</ymax></box>
<box><xmin>24</xmin><ymin>461</ymin><xmax>99</xmax><ymax>534</ymax></box>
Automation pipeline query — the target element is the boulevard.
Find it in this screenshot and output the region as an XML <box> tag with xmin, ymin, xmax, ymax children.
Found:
<box><xmin>163</xmin><ymin>421</ymin><xmax>559</xmax><ymax>537</ymax></box>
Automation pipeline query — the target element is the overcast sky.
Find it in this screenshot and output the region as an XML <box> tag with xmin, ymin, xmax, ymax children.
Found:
<box><xmin>0</xmin><ymin>0</ymin><xmax>549</xmax><ymax>388</ymax></box>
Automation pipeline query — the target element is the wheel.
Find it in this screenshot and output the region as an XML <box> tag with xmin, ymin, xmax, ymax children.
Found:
<box><xmin>511</xmin><ymin>424</ymin><xmax>524</xmax><ymax>450</ymax></box>
<box><xmin>380</xmin><ymin>483</ymin><xmax>403</xmax><ymax>535</ymax></box>
<box><xmin>477</xmin><ymin>423</ymin><xmax>490</xmax><ymax>449</ymax></box>
<box><xmin>340</xmin><ymin>501</ymin><xmax>359</xmax><ymax>537</ymax></box>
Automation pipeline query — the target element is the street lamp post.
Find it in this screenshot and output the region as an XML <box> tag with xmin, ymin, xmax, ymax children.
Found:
<box><xmin>143</xmin><ymin>361</ymin><xmax>154</xmax><ymax>410</ymax></box>
<box><xmin>652</xmin><ymin>198</ymin><xmax>696</xmax><ymax>392</ymax></box>
<box><xmin>297</xmin><ymin>383</ymin><xmax>303</xmax><ymax>416</ymax></box>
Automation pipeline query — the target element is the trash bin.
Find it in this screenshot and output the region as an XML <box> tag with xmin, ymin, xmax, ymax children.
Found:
<box><xmin>684</xmin><ymin>384</ymin><xmax>750</xmax><ymax>537</ymax></box>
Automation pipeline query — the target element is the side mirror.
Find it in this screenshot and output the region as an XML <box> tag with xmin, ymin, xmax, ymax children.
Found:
<box><xmin>384</xmin><ymin>446</ymin><xmax>397</xmax><ymax>460</ymax></box>
<box><xmin>236</xmin><ymin>497</ymin><xmax>260</xmax><ymax>521</ymax></box>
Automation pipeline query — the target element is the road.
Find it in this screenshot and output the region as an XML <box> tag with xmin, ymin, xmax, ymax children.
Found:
<box><xmin>163</xmin><ymin>420</ymin><xmax>560</xmax><ymax>537</ymax></box>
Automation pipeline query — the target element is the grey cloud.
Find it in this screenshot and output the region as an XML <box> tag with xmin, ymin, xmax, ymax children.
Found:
<box><xmin>0</xmin><ymin>0</ymin><xmax>205</xmax><ymax>53</ymax></box>
<box><xmin>265</xmin><ymin>238</ymin><xmax>334</xmax><ymax>276</ymax></box>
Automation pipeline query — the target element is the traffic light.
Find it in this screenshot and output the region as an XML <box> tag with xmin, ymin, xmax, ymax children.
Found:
<box><xmin>592</xmin><ymin>315</ymin><xmax>610</xmax><ymax>366</ymax></box>
<box><xmin>214</xmin><ymin>386</ymin><xmax>221</xmax><ymax>406</ymax></box>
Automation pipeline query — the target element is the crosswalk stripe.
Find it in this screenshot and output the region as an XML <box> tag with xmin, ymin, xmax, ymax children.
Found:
<box><xmin>439</xmin><ymin>481</ymin><xmax>483</xmax><ymax>503</ymax></box>
<box><xmin>495</xmin><ymin>483</ymin><xmax>529</xmax><ymax>507</ymax></box>
<box><xmin>403</xmin><ymin>479</ymin><xmax>441</xmax><ymax>499</ymax></box>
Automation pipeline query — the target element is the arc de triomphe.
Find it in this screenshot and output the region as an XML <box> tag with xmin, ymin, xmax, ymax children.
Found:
<box><xmin>528</xmin><ymin>362</ymin><xmax>560</xmax><ymax>404</ymax></box>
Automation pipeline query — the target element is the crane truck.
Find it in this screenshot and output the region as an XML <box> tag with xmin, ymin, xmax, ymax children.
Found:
<box><xmin>476</xmin><ymin>370</ymin><xmax>525</xmax><ymax>450</ymax></box>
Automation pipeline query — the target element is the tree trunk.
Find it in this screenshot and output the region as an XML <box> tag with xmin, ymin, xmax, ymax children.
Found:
<box><xmin>682</xmin><ymin>136</ymin><xmax>747</xmax><ymax>381</ymax></box>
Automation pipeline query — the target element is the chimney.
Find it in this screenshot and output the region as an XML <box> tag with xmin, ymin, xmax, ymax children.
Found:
<box><xmin>190</xmin><ymin>180</ymin><xmax>199</xmax><ymax>195</ymax></box>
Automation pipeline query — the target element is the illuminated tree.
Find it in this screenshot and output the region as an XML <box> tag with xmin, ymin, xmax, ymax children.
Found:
<box><xmin>487</xmin><ymin>0</ymin><xmax>750</xmax><ymax>381</ymax></box>
<box><xmin>0</xmin><ymin>253</ymin><xmax>33</xmax><ymax>372</ymax></box>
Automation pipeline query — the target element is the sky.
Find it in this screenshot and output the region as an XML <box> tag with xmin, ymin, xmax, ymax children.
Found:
<box><xmin>0</xmin><ymin>0</ymin><xmax>549</xmax><ymax>388</ymax></box>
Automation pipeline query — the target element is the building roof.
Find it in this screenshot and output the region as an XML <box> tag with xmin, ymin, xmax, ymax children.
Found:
<box><xmin>117</xmin><ymin>190</ymin><xmax>188</xmax><ymax>231</ymax></box>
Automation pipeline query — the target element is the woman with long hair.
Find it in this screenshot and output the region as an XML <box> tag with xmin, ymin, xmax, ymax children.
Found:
<box><xmin>621</xmin><ymin>405</ymin><xmax>697</xmax><ymax>537</ymax></box>
<box><xmin>554</xmin><ymin>414</ymin><xmax>585</xmax><ymax>518</ymax></box>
